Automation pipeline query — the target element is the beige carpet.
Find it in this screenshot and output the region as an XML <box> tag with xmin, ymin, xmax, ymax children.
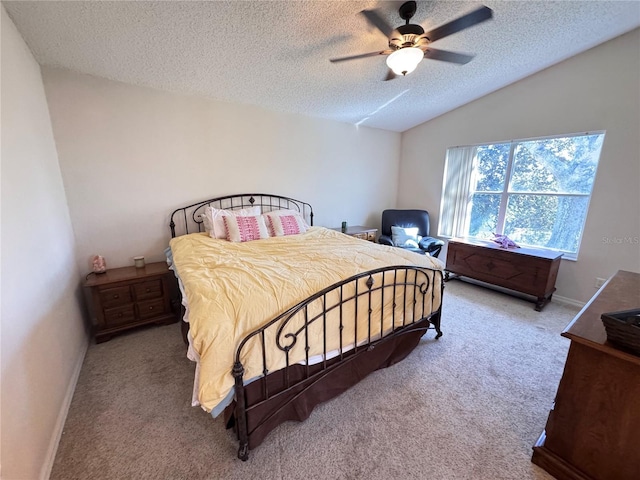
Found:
<box><xmin>51</xmin><ymin>280</ymin><xmax>578</xmax><ymax>480</ymax></box>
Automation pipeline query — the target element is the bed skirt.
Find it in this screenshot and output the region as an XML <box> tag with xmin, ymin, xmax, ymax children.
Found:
<box><xmin>224</xmin><ymin>313</ymin><xmax>439</xmax><ymax>450</ymax></box>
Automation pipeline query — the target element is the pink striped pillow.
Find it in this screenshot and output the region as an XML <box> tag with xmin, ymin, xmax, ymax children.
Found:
<box><xmin>265</xmin><ymin>213</ymin><xmax>307</xmax><ymax>237</ymax></box>
<box><xmin>203</xmin><ymin>206</ymin><xmax>261</xmax><ymax>239</ymax></box>
<box><xmin>223</xmin><ymin>215</ymin><xmax>269</xmax><ymax>242</ymax></box>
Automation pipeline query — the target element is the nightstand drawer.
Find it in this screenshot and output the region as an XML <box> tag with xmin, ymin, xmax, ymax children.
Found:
<box><xmin>351</xmin><ymin>232</ymin><xmax>377</xmax><ymax>242</ymax></box>
<box><xmin>137</xmin><ymin>298</ymin><xmax>167</xmax><ymax>320</ymax></box>
<box><xmin>100</xmin><ymin>286</ymin><xmax>133</xmax><ymax>308</ymax></box>
<box><xmin>103</xmin><ymin>304</ymin><xmax>136</xmax><ymax>326</ymax></box>
<box><xmin>134</xmin><ymin>280</ymin><xmax>163</xmax><ymax>301</ymax></box>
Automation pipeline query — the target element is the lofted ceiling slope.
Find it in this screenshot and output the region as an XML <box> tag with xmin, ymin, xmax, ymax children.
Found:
<box><xmin>3</xmin><ymin>1</ymin><xmax>639</xmax><ymax>132</ymax></box>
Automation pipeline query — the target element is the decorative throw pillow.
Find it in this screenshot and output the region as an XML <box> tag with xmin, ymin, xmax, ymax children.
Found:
<box><xmin>204</xmin><ymin>206</ymin><xmax>262</xmax><ymax>239</ymax></box>
<box><xmin>265</xmin><ymin>209</ymin><xmax>310</xmax><ymax>229</ymax></box>
<box><xmin>223</xmin><ymin>215</ymin><xmax>269</xmax><ymax>242</ymax></box>
<box><xmin>391</xmin><ymin>226</ymin><xmax>421</xmax><ymax>249</ymax></box>
<box><xmin>265</xmin><ymin>212</ymin><xmax>308</xmax><ymax>237</ymax></box>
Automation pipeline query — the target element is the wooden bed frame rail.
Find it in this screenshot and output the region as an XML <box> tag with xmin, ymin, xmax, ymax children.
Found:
<box><xmin>231</xmin><ymin>265</ymin><xmax>444</xmax><ymax>460</ymax></box>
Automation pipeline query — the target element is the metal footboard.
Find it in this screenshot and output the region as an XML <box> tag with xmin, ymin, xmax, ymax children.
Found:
<box><xmin>232</xmin><ymin>265</ymin><xmax>444</xmax><ymax>460</ymax></box>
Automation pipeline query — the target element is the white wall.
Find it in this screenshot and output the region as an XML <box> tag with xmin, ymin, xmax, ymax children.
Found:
<box><xmin>399</xmin><ymin>28</ymin><xmax>640</xmax><ymax>304</ymax></box>
<box><xmin>0</xmin><ymin>7</ymin><xmax>88</xmax><ymax>480</ymax></box>
<box><xmin>41</xmin><ymin>68</ymin><xmax>402</xmax><ymax>271</ymax></box>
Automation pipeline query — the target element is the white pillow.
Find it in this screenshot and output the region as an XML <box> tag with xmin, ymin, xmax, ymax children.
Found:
<box><xmin>391</xmin><ymin>225</ymin><xmax>421</xmax><ymax>249</ymax></box>
<box><xmin>200</xmin><ymin>213</ymin><xmax>212</xmax><ymax>233</ymax></box>
<box><xmin>223</xmin><ymin>214</ymin><xmax>269</xmax><ymax>242</ymax></box>
<box><xmin>265</xmin><ymin>212</ymin><xmax>308</xmax><ymax>237</ymax></box>
<box><xmin>203</xmin><ymin>206</ymin><xmax>261</xmax><ymax>239</ymax></box>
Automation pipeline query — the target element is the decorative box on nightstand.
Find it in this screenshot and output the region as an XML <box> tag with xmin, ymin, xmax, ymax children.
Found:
<box><xmin>331</xmin><ymin>225</ymin><xmax>378</xmax><ymax>242</ymax></box>
<box><xmin>84</xmin><ymin>262</ymin><xmax>178</xmax><ymax>343</ymax></box>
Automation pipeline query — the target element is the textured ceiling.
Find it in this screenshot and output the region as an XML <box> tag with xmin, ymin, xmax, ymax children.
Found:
<box><xmin>4</xmin><ymin>1</ymin><xmax>639</xmax><ymax>132</ymax></box>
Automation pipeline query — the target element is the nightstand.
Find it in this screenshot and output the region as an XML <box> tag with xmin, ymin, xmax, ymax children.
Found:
<box><xmin>331</xmin><ymin>225</ymin><xmax>378</xmax><ymax>242</ymax></box>
<box><xmin>84</xmin><ymin>262</ymin><xmax>178</xmax><ymax>343</ymax></box>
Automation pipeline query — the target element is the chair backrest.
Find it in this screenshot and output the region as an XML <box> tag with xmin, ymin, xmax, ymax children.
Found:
<box><xmin>381</xmin><ymin>209</ymin><xmax>431</xmax><ymax>237</ymax></box>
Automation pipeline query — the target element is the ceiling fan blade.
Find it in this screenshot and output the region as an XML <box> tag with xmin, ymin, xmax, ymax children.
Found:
<box><xmin>423</xmin><ymin>48</ymin><xmax>474</xmax><ymax>65</ymax></box>
<box><xmin>330</xmin><ymin>50</ymin><xmax>391</xmax><ymax>63</ymax></box>
<box><xmin>424</xmin><ymin>6</ymin><xmax>493</xmax><ymax>43</ymax></box>
<box><xmin>361</xmin><ymin>9</ymin><xmax>395</xmax><ymax>37</ymax></box>
<box><xmin>384</xmin><ymin>69</ymin><xmax>397</xmax><ymax>81</ymax></box>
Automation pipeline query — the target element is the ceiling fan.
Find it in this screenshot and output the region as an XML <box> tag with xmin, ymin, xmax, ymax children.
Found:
<box><xmin>330</xmin><ymin>1</ymin><xmax>493</xmax><ymax>80</ymax></box>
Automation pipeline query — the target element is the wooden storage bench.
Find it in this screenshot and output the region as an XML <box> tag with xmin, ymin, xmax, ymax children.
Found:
<box><xmin>444</xmin><ymin>238</ymin><xmax>562</xmax><ymax>311</ymax></box>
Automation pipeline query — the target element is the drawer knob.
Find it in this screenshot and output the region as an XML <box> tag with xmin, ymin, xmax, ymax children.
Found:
<box><xmin>118</xmin><ymin>312</ymin><xmax>123</xmax><ymax>317</ymax></box>
<box><xmin>114</xmin><ymin>294</ymin><xmax>119</xmax><ymax>299</ymax></box>
<box><xmin>149</xmin><ymin>306</ymin><xmax>154</xmax><ymax>310</ymax></box>
<box><xmin>145</xmin><ymin>288</ymin><xmax>150</xmax><ymax>293</ymax></box>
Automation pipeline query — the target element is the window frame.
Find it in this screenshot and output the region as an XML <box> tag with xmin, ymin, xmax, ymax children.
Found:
<box><xmin>439</xmin><ymin>131</ymin><xmax>606</xmax><ymax>261</ymax></box>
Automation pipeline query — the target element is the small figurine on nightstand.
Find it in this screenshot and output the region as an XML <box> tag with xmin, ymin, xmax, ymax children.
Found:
<box><xmin>92</xmin><ymin>255</ymin><xmax>107</xmax><ymax>274</ymax></box>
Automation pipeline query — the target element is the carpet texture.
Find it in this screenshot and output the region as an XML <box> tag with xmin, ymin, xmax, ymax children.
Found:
<box><xmin>51</xmin><ymin>281</ymin><xmax>578</xmax><ymax>480</ymax></box>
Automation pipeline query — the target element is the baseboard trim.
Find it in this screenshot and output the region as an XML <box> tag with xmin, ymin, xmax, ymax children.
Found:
<box><xmin>552</xmin><ymin>295</ymin><xmax>585</xmax><ymax>309</ymax></box>
<box><xmin>40</xmin><ymin>337</ymin><xmax>89</xmax><ymax>480</ymax></box>
<box><xmin>448</xmin><ymin>276</ymin><xmax>585</xmax><ymax>309</ymax></box>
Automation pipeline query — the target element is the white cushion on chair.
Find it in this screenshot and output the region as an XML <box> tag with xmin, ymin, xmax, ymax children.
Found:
<box><xmin>391</xmin><ymin>226</ymin><xmax>421</xmax><ymax>249</ymax></box>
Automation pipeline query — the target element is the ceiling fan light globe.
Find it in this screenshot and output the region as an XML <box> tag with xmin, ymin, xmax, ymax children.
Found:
<box><xmin>386</xmin><ymin>47</ymin><xmax>423</xmax><ymax>76</ymax></box>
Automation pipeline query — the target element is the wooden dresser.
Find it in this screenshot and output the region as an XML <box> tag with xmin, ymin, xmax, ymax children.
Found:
<box><xmin>532</xmin><ymin>270</ymin><xmax>640</xmax><ymax>480</ymax></box>
<box><xmin>331</xmin><ymin>225</ymin><xmax>377</xmax><ymax>242</ymax></box>
<box><xmin>445</xmin><ymin>238</ymin><xmax>562</xmax><ymax>311</ymax></box>
<box><xmin>84</xmin><ymin>262</ymin><xmax>178</xmax><ymax>343</ymax></box>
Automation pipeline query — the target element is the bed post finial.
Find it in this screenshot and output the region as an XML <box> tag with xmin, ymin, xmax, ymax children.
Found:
<box><xmin>232</xmin><ymin>361</ymin><xmax>250</xmax><ymax>461</ymax></box>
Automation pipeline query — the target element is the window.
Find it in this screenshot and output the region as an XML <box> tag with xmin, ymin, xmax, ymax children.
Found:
<box><xmin>439</xmin><ymin>132</ymin><xmax>605</xmax><ymax>259</ymax></box>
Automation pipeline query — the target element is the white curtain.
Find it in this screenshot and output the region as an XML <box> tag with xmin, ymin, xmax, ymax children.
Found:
<box><xmin>438</xmin><ymin>145</ymin><xmax>477</xmax><ymax>238</ymax></box>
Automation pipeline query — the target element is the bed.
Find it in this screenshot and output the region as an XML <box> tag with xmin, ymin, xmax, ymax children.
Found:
<box><xmin>168</xmin><ymin>193</ymin><xmax>444</xmax><ymax>460</ymax></box>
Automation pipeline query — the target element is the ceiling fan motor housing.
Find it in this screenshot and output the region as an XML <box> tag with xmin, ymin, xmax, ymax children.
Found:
<box><xmin>389</xmin><ymin>24</ymin><xmax>427</xmax><ymax>50</ymax></box>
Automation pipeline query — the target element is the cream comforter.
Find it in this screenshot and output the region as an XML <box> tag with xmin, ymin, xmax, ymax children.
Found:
<box><xmin>170</xmin><ymin>227</ymin><xmax>444</xmax><ymax>412</ymax></box>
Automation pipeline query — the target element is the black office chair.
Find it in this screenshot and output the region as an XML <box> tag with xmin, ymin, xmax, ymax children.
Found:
<box><xmin>378</xmin><ymin>209</ymin><xmax>444</xmax><ymax>258</ymax></box>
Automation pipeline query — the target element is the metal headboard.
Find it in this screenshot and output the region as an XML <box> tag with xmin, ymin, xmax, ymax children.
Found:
<box><xmin>169</xmin><ymin>193</ymin><xmax>314</xmax><ymax>238</ymax></box>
